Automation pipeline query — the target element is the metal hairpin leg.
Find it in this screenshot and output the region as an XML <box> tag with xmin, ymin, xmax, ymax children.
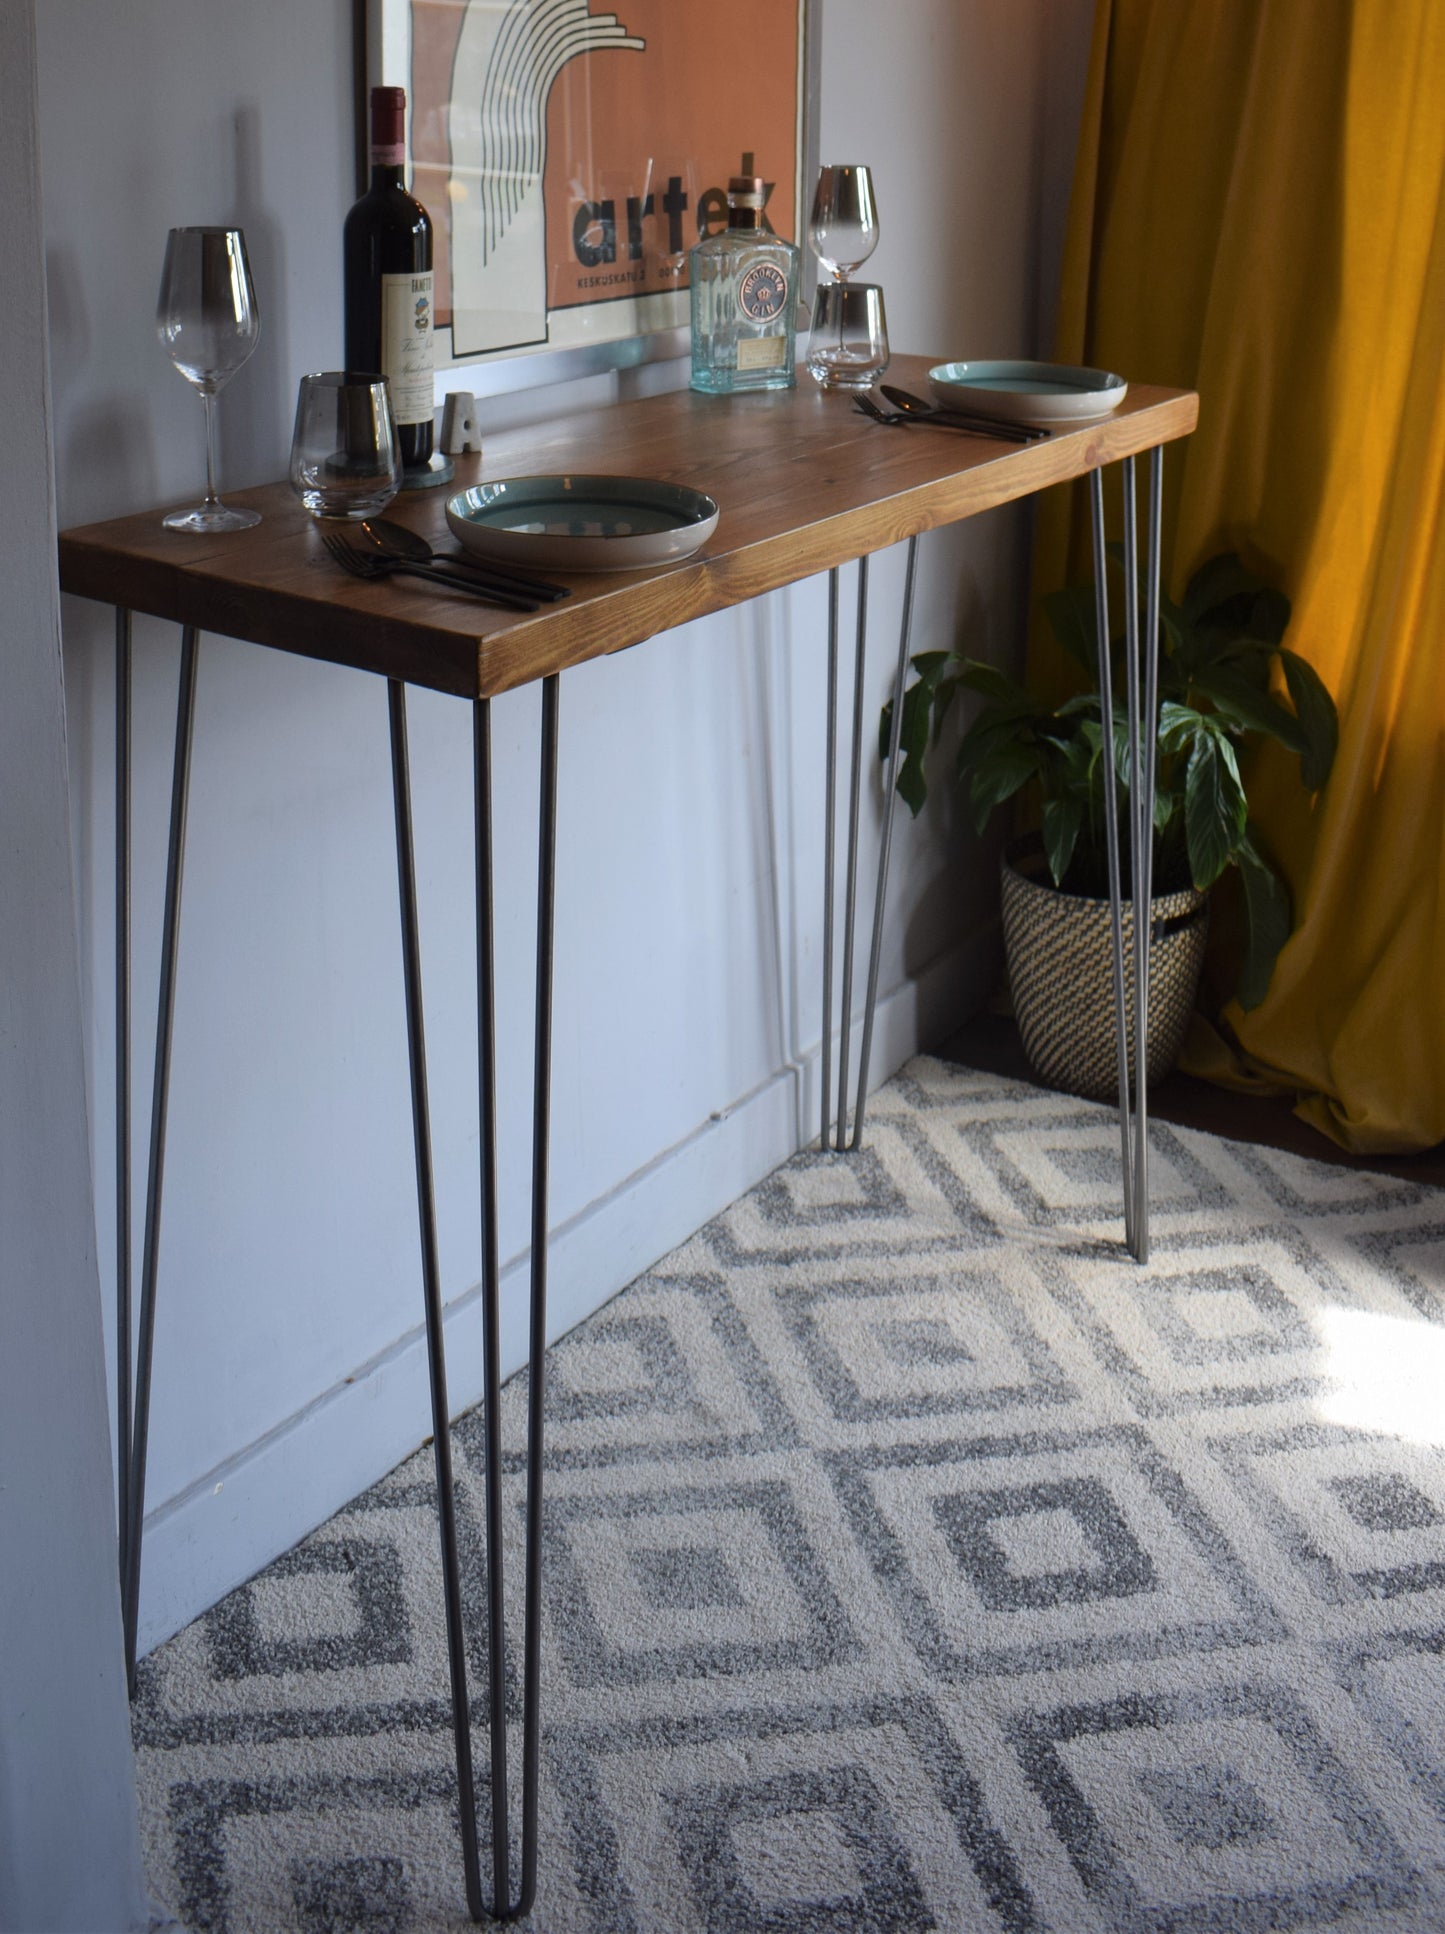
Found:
<box><xmin>388</xmin><ymin>679</ymin><xmax>486</xmax><ymax>1921</ymax></box>
<box><xmin>819</xmin><ymin>537</ymin><xmax>919</xmax><ymax>1153</ymax></box>
<box><xmin>820</xmin><ymin>573</ymin><xmax>839</xmax><ymax>1150</ymax></box>
<box><xmin>474</xmin><ymin>699</ymin><xmax>511</xmax><ymax>1909</ymax></box>
<box><xmin>853</xmin><ymin>537</ymin><xmax>919</xmax><ymax>1149</ymax></box>
<box><xmin>391</xmin><ymin>677</ymin><xmax>558</xmax><ymax>1922</ymax></box>
<box><xmin>115</xmin><ymin>611</ymin><xmax>132</xmax><ymax>1599</ymax></box>
<box><xmin>514</xmin><ymin>673</ymin><xmax>558</xmax><ymax>1920</ymax></box>
<box><xmin>833</xmin><ymin>555</ymin><xmax>869</xmax><ymax>1149</ymax></box>
<box><xmin>121</xmin><ymin>622</ymin><xmax>200</xmax><ymax>1691</ymax></box>
<box><xmin>1089</xmin><ymin>449</ymin><xmax>1165</xmax><ymax>1262</ymax></box>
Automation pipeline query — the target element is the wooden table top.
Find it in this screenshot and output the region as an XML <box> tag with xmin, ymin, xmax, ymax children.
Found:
<box><xmin>56</xmin><ymin>355</ymin><xmax>1198</xmax><ymax>701</ymax></box>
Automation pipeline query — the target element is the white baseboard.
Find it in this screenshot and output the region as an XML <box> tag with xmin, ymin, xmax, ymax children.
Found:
<box><xmin>136</xmin><ymin>923</ymin><xmax>998</xmax><ymax>1653</ymax></box>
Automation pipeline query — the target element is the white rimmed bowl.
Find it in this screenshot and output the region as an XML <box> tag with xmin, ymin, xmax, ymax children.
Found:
<box><xmin>445</xmin><ymin>475</ymin><xmax>720</xmax><ymax>574</ymax></box>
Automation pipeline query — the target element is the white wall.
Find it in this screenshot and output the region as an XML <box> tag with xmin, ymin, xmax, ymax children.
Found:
<box><xmin>39</xmin><ymin>0</ymin><xmax>1093</xmax><ymax>1652</ymax></box>
<box><xmin>0</xmin><ymin>2</ymin><xmax>152</xmax><ymax>1927</ymax></box>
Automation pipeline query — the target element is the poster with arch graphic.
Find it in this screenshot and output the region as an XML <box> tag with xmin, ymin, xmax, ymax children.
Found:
<box><xmin>367</xmin><ymin>0</ymin><xmax>813</xmax><ymax>375</ymax></box>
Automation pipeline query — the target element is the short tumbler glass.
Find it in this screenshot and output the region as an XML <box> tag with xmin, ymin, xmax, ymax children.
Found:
<box><xmin>805</xmin><ymin>282</ymin><xmax>889</xmax><ymax>390</ymax></box>
<box><xmin>289</xmin><ymin>372</ymin><xmax>401</xmax><ymax>518</ymax></box>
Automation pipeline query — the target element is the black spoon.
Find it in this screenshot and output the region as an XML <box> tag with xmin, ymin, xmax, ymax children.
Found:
<box><xmin>853</xmin><ymin>392</ymin><xmax>1026</xmax><ymax>445</ymax></box>
<box><xmin>879</xmin><ymin>385</ymin><xmax>1048</xmax><ymax>442</ymax></box>
<box><xmin>357</xmin><ymin>518</ymin><xmax>571</xmax><ymax>600</ymax></box>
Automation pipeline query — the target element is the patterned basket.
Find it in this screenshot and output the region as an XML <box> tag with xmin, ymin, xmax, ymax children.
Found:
<box><xmin>1000</xmin><ymin>837</ymin><xmax>1208</xmax><ymax>1102</ymax></box>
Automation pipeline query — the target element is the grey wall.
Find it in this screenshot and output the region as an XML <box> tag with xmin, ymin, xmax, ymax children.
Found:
<box><xmin>37</xmin><ymin>0</ymin><xmax>1094</xmax><ymax>1656</ymax></box>
<box><xmin>0</xmin><ymin>2</ymin><xmax>151</xmax><ymax>1927</ymax></box>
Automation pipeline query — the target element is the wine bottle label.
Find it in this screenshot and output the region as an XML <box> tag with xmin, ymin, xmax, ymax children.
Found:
<box><xmin>380</xmin><ymin>271</ymin><xmax>435</xmax><ymax>426</ymax></box>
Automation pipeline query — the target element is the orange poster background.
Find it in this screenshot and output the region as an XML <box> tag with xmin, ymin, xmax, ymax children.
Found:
<box><xmin>406</xmin><ymin>0</ymin><xmax>803</xmax><ymax>354</ymax></box>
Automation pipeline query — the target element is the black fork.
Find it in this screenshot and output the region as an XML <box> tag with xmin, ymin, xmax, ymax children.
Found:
<box><xmin>320</xmin><ymin>532</ymin><xmax>538</xmax><ymax>611</ymax></box>
<box><xmin>853</xmin><ymin>394</ymin><xmax>909</xmax><ymax>428</ymax></box>
<box><xmin>852</xmin><ymin>393</ymin><xmax>1032</xmax><ymax>445</ymax></box>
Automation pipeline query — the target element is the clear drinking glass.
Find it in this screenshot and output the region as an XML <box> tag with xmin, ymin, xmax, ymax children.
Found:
<box><xmin>289</xmin><ymin>372</ymin><xmax>402</xmax><ymax>519</ymax></box>
<box><xmin>806</xmin><ymin>282</ymin><xmax>889</xmax><ymax>389</ymax></box>
<box><xmin>808</xmin><ymin>165</ymin><xmax>879</xmax><ymax>283</ymax></box>
<box><xmin>156</xmin><ymin>227</ymin><xmax>262</xmax><ymax>533</ymax></box>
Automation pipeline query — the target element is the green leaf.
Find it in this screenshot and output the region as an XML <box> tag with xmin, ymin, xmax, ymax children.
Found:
<box><xmin>1189</xmin><ymin>662</ymin><xmax>1309</xmax><ymax>753</ymax></box>
<box><xmin>930</xmin><ymin>673</ymin><xmax>965</xmax><ymax>744</ymax></box>
<box><xmin>895</xmin><ymin>743</ymin><xmax>930</xmax><ymax>818</ymax></box>
<box><xmin>1246</xmin><ymin>587</ymin><xmax>1291</xmax><ymax>646</ymax></box>
<box><xmin>1184</xmin><ymin>729</ymin><xmax>1247</xmax><ymax>889</ymax></box>
<box><xmin>1154</xmin><ymin>779</ymin><xmax>1178</xmax><ymax>836</ymax></box>
<box><xmin>956</xmin><ymin>707</ymin><xmax>1041</xmax><ymax>774</ymax></box>
<box><xmin>1235</xmin><ymin>825</ymin><xmax>1292</xmax><ymax>1009</ymax></box>
<box><xmin>1157</xmin><ymin>700</ymin><xmax>1203</xmax><ymax>755</ymax></box>
<box><xmin>1278</xmin><ymin>649</ymin><xmax>1339</xmax><ymax>791</ymax></box>
<box><xmin>911</xmin><ymin>650</ymin><xmax>951</xmax><ymax>679</ymax></box>
<box><xmin>1158</xmin><ymin>588</ymin><xmax>1190</xmax><ymax>641</ymax></box>
<box><xmin>881</xmin><ymin>648</ymin><xmax>973</xmax><ymax>808</ymax></box>
<box><xmin>1155</xmin><ymin>597</ymin><xmax>1186</xmax><ymax>661</ymax></box>
<box><xmin>966</xmin><ymin>740</ymin><xmax>1041</xmax><ymax>834</ymax></box>
<box><xmin>1182</xmin><ymin>552</ymin><xmax>1265</xmax><ymax>624</ymax></box>
<box><xmin>1186</xmin><ymin>622</ymin><xmax>1283</xmax><ymax>684</ymax></box>
<box><xmin>1041</xmin><ymin>586</ymin><xmax>1100</xmax><ymax>677</ymax></box>
<box><xmin>883</xmin><ymin>664</ymin><xmax>947</xmax><ymax>813</ymax></box>
<box><xmin>955</xmin><ymin>659</ymin><xmax>1031</xmax><ymax>706</ymax></box>
<box><xmin>1182</xmin><ymin>554</ymin><xmax>1290</xmax><ymax>641</ymax></box>
<box><xmin>1041</xmin><ymin>794</ymin><xmax>1083</xmax><ymax>886</ymax></box>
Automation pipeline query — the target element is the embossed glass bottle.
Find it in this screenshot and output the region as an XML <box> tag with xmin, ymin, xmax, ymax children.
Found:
<box><xmin>689</xmin><ymin>177</ymin><xmax>799</xmax><ymax>394</ymax></box>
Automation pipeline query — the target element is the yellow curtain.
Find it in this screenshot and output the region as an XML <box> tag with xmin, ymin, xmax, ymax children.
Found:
<box><xmin>1034</xmin><ymin>0</ymin><xmax>1445</xmax><ymax>1153</ymax></box>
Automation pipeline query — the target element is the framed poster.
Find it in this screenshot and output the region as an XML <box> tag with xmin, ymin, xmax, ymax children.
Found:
<box><xmin>361</xmin><ymin>0</ymin><xmax>818</xmax><ymax>393</ymax></box>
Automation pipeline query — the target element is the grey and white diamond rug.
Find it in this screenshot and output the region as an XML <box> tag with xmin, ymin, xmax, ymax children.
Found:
<box><xmin>134</xmin><ymin>1057</ymin><xmax>1445</xmax><ymax>1932</ymax></box>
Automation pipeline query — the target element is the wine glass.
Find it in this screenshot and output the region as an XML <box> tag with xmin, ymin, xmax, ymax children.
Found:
<box><xmin>156</xmin><ymin>227</ymin><xmax>262</xmax><ymax>533</ymax></box>
<box><xmin>808</xmin><ymin>165</ymin><xmax>879</xmax><ymax>284</ymax></box>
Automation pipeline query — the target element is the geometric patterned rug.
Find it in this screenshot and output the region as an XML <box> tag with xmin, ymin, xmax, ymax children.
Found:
<box><xmin>134</xmin><ymin>1056</ymin><xmax>1445</xmax><ymax>1932</ymax></box>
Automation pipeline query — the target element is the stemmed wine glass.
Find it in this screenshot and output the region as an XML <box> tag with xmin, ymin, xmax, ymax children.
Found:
<box><xmin>808</xmin><ymin>165</ymin><xmax>879</xmax><ymax>284</ymax></box>
<box><xmin>806</xmin><ymin>165</ymin><xmax>886</xmax><ymax>388</ymax></box>
<box><xmin>156</xmin><ymin>227</ymin><xmax>261</xmax><ymax>533</ymax></box>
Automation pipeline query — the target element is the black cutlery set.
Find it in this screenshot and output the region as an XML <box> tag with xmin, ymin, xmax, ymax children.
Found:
<box><xmin>855</xmin><ymin>384</ymin><xmax>1049</xmax><ymax>443</ymax></box>
<box><xmin>321</xmin><ymin>518</ymin><xmax>570</xmax><ymax>611</ymax></box>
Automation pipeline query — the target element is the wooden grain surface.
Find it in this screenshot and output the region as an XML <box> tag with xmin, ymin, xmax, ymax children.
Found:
<box><xmin>57</xmin><ymin>355</ymin><xmax>1198</xmax><ymax>700</ymax></box>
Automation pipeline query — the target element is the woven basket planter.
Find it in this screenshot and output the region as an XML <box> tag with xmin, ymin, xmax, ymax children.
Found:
<box><xmin>1000</xmin><ymin>837</ymin><xmax>1209</xmax><ymax>1102</ymax></box>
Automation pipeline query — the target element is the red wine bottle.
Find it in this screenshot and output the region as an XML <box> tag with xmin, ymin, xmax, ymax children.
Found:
<box><xmin>344</xmin><ymin>85</ymin><xmax>435</xmax><ymax>471</ymax></box>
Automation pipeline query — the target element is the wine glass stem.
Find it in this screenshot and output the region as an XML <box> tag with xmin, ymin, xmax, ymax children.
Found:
<box><xmin>202</xmin><ymin>390</ymin><xmax>221</xmax><ymax>509</ymax></box>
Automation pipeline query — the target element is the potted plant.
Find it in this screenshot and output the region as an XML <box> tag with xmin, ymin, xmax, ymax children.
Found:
<box><xmin>882</xmin><ymin>552</ymin><xmax>1338</xmax><ymax>1099</ymax></box>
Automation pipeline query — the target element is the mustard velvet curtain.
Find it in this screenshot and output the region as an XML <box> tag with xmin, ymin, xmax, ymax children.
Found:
<box><xmin>1033</xmin><ymin>0</ymin><xmax>1445</xmax><ymax>1153</ymax></box>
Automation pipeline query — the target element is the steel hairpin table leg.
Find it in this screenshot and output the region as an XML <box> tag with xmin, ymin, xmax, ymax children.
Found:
<box><xmin>473</xmin><ymin>698</ymin><xmax>511</xmax><ymax>1910</ymax></box>
<box><xmin>513</xmin><ymin>672</ymin><xmax>559</xmax><ymax>1921</ymax></box>
<box><xmin>821</xmin><ymin>572</ymin><xmax>839</xmax><ymax>1151</ymax></box>
<box><xmin>387</xmin><ymin>678</ymin><xmax>486</xmax><ymax>1922</ymax></box>
<box><xmin>819</xmin><ymin>537</ymin><xmax>919</xmax><ymax>1154</ymax></box>
<box><xmin>115</xmin><ymin>611</ymin><xmax>132</xmax><ymax>1600</ymax></box>
<box><xmin>832</xmin><ymin>554</ymin><xmax>869</xmax><ymax>1149</ymax></box>
<box><xmin>391</xmin><ymin>676</ymin><xmax>559</xmax><ymax>1922</ymax></box>
<box><xmin>122</xmin><ymin>622</ymin><xmax>199</xmax><ymax>1693</ymax></box>
<box><xmin>1089</xmin><ymin>448</ymin><xmax>1165</xmax><ymax>1262</ymax></box>
<box><xmin>850</xmin><ymin>536</ymin><xmax>919</xmax><ymax>1151</ymax></box>
<box><xmin>1136</xmin><ymin>448</ymin><xmax>1164</xmax><ymax>1252</ymax></box>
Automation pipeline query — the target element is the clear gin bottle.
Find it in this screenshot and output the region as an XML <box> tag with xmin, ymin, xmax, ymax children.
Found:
<box><xmin>689</xmin><ymin>176</ymin><xmax>799</xmax><ymax>394</ymax></box>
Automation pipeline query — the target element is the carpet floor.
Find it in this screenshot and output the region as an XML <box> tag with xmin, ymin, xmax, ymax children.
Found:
<box><xmin>135</xmin><ymin>1057</ymin><xmax>1445</xmax><ymax>1932</ymax></box>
